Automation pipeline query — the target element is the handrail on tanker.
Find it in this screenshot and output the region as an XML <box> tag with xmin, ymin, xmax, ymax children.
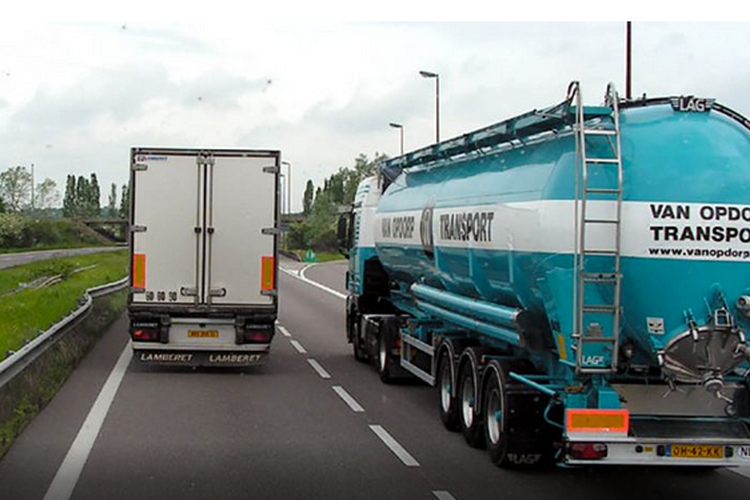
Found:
<box><xmin>381</xmin><ymin>82</ymin><xmax>750</xmax><ymax>184</ymax></box>
<box><xmin>380</xmin><ymin>81</ymin><xmax>611</xmax><ymax>182</ymax></box>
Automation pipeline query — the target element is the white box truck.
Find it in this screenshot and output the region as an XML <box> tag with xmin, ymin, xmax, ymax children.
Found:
<box><xmin>128</xmin><ymin>148</ymin><xmax>279</xmax><ymax>367</ymax></box>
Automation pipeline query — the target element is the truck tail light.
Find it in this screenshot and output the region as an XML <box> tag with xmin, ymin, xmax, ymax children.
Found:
<box><xmin>131</xmin><ymin>320</ymin><xmax>159</xmax><ymax>342</ymax></box>
<box><xmin>568</xmin><ymin>442</ymin><xmax>608</xmax><ymax>460</ymax></box>
<box><xmin>241</xmin><ymin>324</ymin><xmax>274</xmax><ymax>344</ymax></box>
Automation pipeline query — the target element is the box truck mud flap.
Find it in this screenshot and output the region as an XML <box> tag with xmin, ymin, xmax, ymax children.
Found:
<box><xmin>134</xmin><ymin>349</ymin><xmax>269</xmax><ymax>367</ymax></box>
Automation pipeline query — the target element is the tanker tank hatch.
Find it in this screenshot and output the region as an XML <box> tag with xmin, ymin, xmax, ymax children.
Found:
<box><xmin>660</xmin><ymin>307</ymin><xmax>748</xmax><ymax>387</ymax></box>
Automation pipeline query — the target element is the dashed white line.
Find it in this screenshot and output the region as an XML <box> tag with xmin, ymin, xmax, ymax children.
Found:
<box><xmin>369</xmin><ymin>424</ymin><xmax>420</xmax><ymax>467</ymax></box>
<box><xmin>43</xmin><ymin>345</ymin><xmax>132</xmax><ymax>500</ymax></box>
<box><xmin>332</xmin><ymin>385</ymin><xmax>365</xmax><ymax>413</ymax></box>
<box><xmin>307</xmin><ymin>358</ymin><xmax>331</xmax><ymax>379</ymax></box>
<box><xmin>433</xmin><ymin>491</ymin><xmax>457</xmax><ymax>500</ymax></box>
<box><xmin>289</xmin><ymin>339</ymin><xmax>307</xmax><ymax>354</ymax></box>
<box><xmin>278</xmin><ymin>325</ymin><xmax>292</xmax><ymax>338</ymax></box>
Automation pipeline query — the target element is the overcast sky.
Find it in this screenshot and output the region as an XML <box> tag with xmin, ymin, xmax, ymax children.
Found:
<box><xmin>1</xmin><ymin>21</ymin><xmax>749</xmax><ymax>212</ymax></box>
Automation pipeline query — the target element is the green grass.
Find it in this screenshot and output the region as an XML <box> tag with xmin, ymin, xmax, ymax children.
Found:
<box><xmin>0</xmin><ymin>251</ymin><xmax>127</xmax><ymax>357</ymax></box>
<box><xmin>294</xmin><ymin>250</ymin><xmax>345</xmax><ymax>263</ymax></box>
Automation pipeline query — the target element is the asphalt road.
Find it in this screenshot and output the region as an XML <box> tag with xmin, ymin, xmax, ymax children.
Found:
<box><xmin>0</xmin><ymin>247</ymin><xmax>125</xmax><ymax>270</ymax></box>
<box><xmin>1</xmin><ymin>257</ymin><xmax>749</xmax><ymax>500</ymax></box>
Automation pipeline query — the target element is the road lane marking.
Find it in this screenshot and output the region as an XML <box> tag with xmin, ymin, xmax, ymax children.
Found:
<box><xmin>290</xmin><ymin>339</ymin><xmax>307</xmax><ymax>354</ymax></box>
<box><xmin>433</xmin><ymin>491</ymin><xmax>457</xmax><ymax>500</ymax></box>
<box><xmin>278</xmin><ymin>325</ymin><xmax>292</xmax><ymax>338</ymax></box>
<box><xmin>280</xmin><ymin>265</ymin><xmax>347</xmax><ymax>300</ymax></box>
<box><xmin>369</xmin><ymin>425</ymin><xmax>420</xmax><ymax>467</ymax></box>
<box><xmin>43</xmin><ymin>345</ymin><xmax>132</xmax><ymax>500</ymax></box>
<box><xmin>307</xmin><ymin>358</ymin><xmax>331</xmax><ymax>379</ymax></box>
<box><xmin>332</xmin><ymin>385</ymin><xmax>365</xmax><ymax>413</ymax></box>
<box><xmin>732</xmin><ymin>468</ymin><xmax>750</xmax><ymax>480</ymax></box>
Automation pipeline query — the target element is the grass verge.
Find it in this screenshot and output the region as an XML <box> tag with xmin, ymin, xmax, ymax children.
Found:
<box><xmin>0</xmin><ymin>250</ymin><xmax>128</xmax><ymax>357</ymax></box>
<box><xmin>0</xmin><ymin>289</ymin><xmax>127</xmax><ymax>458</ymax></box>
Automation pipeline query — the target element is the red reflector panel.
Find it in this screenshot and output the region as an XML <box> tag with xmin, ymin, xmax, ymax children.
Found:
<box><xmin>261</xmin><ymin>256</ymin><xmax>275</xmax><ymax>291</ymax></box>
<box><xmin>566</xmin><ymin>409</ymin><xmax>629</xmax><ymax>434</ymax></box>
<box><xmin>132</xmin><ymin>253</ymin><xmax>146</xmax><ymax>288</ymax></box>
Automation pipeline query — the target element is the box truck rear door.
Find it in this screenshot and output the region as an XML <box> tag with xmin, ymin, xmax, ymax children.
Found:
<box><xmin>205</xmin><ymin>152</ymin><xmax>278</xmax><ymax>306</ymax></box>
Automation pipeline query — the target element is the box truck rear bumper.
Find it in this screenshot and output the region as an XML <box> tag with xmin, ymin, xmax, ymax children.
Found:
<box><xmin>132</xmin><ymin>343</ymin><xmax>270</xmax><ymax>367</ymax></box>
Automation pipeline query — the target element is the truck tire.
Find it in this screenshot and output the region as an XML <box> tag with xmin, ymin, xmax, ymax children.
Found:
<box><xmin>482</xmin><ymin>360</ymin><xmax>556</xmax><ymax>468</ymax></box>
<box><xmin>348</xmin><ymin>301</ymin><xmax>368</xmax><ymax>363</ymax></box>
<box><xmin>482</xmin><ymin>360</ymin><xmax>510</xmax><ymax>465</ymax></box>
<box><xmin>376</xmin><ymin>316</ymin><xmax>399</xmax><ymax>384</ymax></box>
<box><xmin>437</xmin><ymin>346</ymin><xmax>459</xmax><ymax>431</ymax></box>
<box><xmin>458</xmin><ymin>347</ymin><xmax>484</xmax><ymax>448</ymax></box>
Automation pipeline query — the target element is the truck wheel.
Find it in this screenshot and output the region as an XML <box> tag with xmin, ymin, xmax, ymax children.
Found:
<box><xmin>458</xmin><ymin>348</ymin><xmax>484</xmax><ymax>448</ymax></box>
<box><xmin>352</xmin><ymin>314</ymin><xmax>368</xmax><ymax>363</ymax></box>
<box><xmin>377</xmin><ymin>317</ymin><xmax>398</xmax><ymax>384</ymax></box>
<box><xmin>482</xmin><ymin>360</ymin><xmax>510</xmax><ymax>465</ymax></box>
<box><xmin>437</xmin><ymin>347</ymin><xmax>459</xmax><ymax>431</ymax></box>
<box><xmin>482</xmin><ymin>360</ymin><xmax>558</xmax><ymax>468</ymax></box>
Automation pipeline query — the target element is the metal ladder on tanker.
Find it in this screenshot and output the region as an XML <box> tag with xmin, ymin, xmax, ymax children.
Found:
<box><xmin>572</xmin><ymin>82</ymin><xmax>624</xmax><ymax>374</ymax></box>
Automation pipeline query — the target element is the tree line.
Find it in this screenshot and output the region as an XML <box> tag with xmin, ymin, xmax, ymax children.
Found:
<box><xmin>0</xmin><ymin>165</ymin><xmax>129</xmax><ymax>219</ymax></box>
<box><xmin>290</xmin><ymin>153</ymin><xmax>384</xmax><ymax>251</ymax></box>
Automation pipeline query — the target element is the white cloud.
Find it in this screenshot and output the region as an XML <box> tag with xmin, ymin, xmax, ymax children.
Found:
<box><xmin>0</xmin><ymin>21</ymin><xmax>749</xmax><ymax>211</ymax></box>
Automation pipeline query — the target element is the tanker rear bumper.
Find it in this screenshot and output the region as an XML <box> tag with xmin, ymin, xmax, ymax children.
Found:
<box><xmin>564</xmin><ymin>417</ymin><xmax>750</xmax><ymax>466</ymax></box>
<box><xmin>564</xmin><ymin>439</ymin><xmax>750</xmax><ymax>466</ymax></box>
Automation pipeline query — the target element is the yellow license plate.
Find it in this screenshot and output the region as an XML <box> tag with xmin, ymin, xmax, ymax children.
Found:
<box><xmin>188</xmin><ymin>330</ymin><xmax>219</xmax><ymax>338</ymax></box>
<box><xmin>669</xmin><ymin>444</ymin><xmax>723</xmax><ymax>459</ymax></box>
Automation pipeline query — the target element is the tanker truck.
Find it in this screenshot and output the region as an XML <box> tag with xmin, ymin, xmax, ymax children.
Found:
<box><xmin>338</xmin><ymin>82</ymin><xmax>750</xmax><ymax>468</ymax></box>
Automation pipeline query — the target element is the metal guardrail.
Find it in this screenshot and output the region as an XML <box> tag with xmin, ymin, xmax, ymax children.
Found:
<box><xmin>0</xmin><ymin>277</ymin><xmax>129</xmax><ymax>390</ymax></box>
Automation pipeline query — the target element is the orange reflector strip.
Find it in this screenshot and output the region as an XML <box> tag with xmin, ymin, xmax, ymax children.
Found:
<box><xmin>566</xmin><ymin>409</ymin><xmax>629</xmax><ymax>434</ymax></box>
<box><xmin>132</xmin><ymin>253</ymin><xmax>146</xmax><ymax>288</ymax></box>
<box><xmin>261</xmin><ymin>256</ymin><xmax>275</xmax><ymax>291</ymax></box>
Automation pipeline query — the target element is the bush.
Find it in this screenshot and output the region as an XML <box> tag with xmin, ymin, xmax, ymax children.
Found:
<box><xmin>0</xmin><ymin>215</ymin><xmax>104</xmax><ymax>251</ymax></box>
<box><xmin>0</xmin><ymin>214</ymin><xmax>32</xmax><ymax>248</ymax></box>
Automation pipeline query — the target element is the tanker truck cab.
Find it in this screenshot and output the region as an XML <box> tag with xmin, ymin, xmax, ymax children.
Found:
<box><xmin>343</xmin><ymin>82</ymin><xmax>750</xmax><ymax>468</ymax></box>
<box><xmin>338</xmin><ymin>175</ymin><xmax>396</xmax><ymax>364</ymax></box>
<box><xmin>128</xmin><ymin>148</ymin><xmax>279</xmax><ymax>367</ymax></box>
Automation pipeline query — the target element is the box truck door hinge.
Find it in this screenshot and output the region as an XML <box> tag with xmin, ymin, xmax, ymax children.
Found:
<box><xmin>261</xmin><ymin>289</ymin><xmax>277</xmax><ymax>297</ymax></box>
<box><xmin>131</xmin><ymin>225</ymin><xmax>147</xmax><ymax>233</ymax></box>
<box><xmin>209</xmin><ymin>287</ymin><xmax>227</xmax><ymax>297</ymax></box>
<box><xmin>130</xmin><ymin>287</ymin><xmax>146</xmax><ymax>294</ymax></box>
<box><xmin>180</xmin><ymin>287</ymin><xmax>198</xmax><ymax>297</ymax></box>
<box><xmin>263</xmin><ymin>166</ymin><xmax>279</xmax><ymax>174</ymax></box>
<box><xmin>261</xmin><ymin>227</ymin><xmax>279</xmax><ymax>236</ymax></box>
<box><xmin>197</xmin><ymin>155</ymin><xmax>215</xmax><ymax>166</ymax></box>
<box><xmin>132</xmin><ymin>163</ymin><xmax>148</xmax><ymax>171</ymax></box>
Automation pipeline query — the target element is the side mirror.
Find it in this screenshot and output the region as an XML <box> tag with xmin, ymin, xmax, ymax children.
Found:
<box><xmin>336</xmin><ymin>214</ymin><xmax>350</xmax><ymax>258</ymax></box>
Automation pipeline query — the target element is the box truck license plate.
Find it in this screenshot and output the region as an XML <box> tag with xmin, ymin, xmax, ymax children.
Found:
<box><xmin>188</xmin><ymin>330</ymin><xmax>219</xmax><ymax>338</ymax></box>
<box><xmin>669</xmin><ymin>444</ymin><xmax>723</xmax><ymax>459</ymax></box>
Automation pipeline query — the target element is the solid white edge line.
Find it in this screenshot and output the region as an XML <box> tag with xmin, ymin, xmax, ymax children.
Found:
<box><xmin>307</xmin><ymin>358</ymin><xmax>331</xmax><ymax>379</ymax></box>
<box><xmin>289</xmin><ymin>339</ymin><xmax>307</xmax><ymax>354</ymax></box>
<box><xmin>43</xmin><ymin>345</ymin><xmax>132</xmax><ymax>500</ymax></box>
<box><xmin>280</xmin><ymin>265</ymin><xmax>347</xmax><ymax>301</ymax></box>
<box><xmin>731</xmin><ymin>467</ymin><xmax>750</xmax><ymax>480</ymax></box>
<box><xmin>332</xmin><ymin>385</ymin><xmax>365</xmax><ymax>413</ymax></box>
<box><xmin>278</xmin><ymin>325</ymin><xmax>292</xmax><ymax>338</ymax></box>
<box><xmin>369</xmin><ymin>424</ymin><xmax>420</xmax><ymax>467</ymax></box>
<box><xmin>433</xmin><ymin>491</ymin><xmax>457</xmax><ymax>500</ymax></box>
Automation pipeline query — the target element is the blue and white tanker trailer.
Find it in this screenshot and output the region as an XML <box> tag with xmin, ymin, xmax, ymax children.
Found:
<box><xmin>339</xmin><ymin>82</ymin><xmax>750</xmax><ymax>468</ymax></box>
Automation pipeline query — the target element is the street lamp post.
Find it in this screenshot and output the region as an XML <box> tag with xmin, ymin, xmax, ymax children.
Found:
<box><xmin>281</xmin><ymin>161</ymin><xmax>291</xmax><ymax>215</ymax></box>
<box><xmin>419</xmin><ymin>70</ymin><xmax>440</xmax><ymax>143</ymax></box>
<box><xmin>389</xmin><ymin>123</ymin><xmax>404</xmax><ymax>156</ymax></box>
